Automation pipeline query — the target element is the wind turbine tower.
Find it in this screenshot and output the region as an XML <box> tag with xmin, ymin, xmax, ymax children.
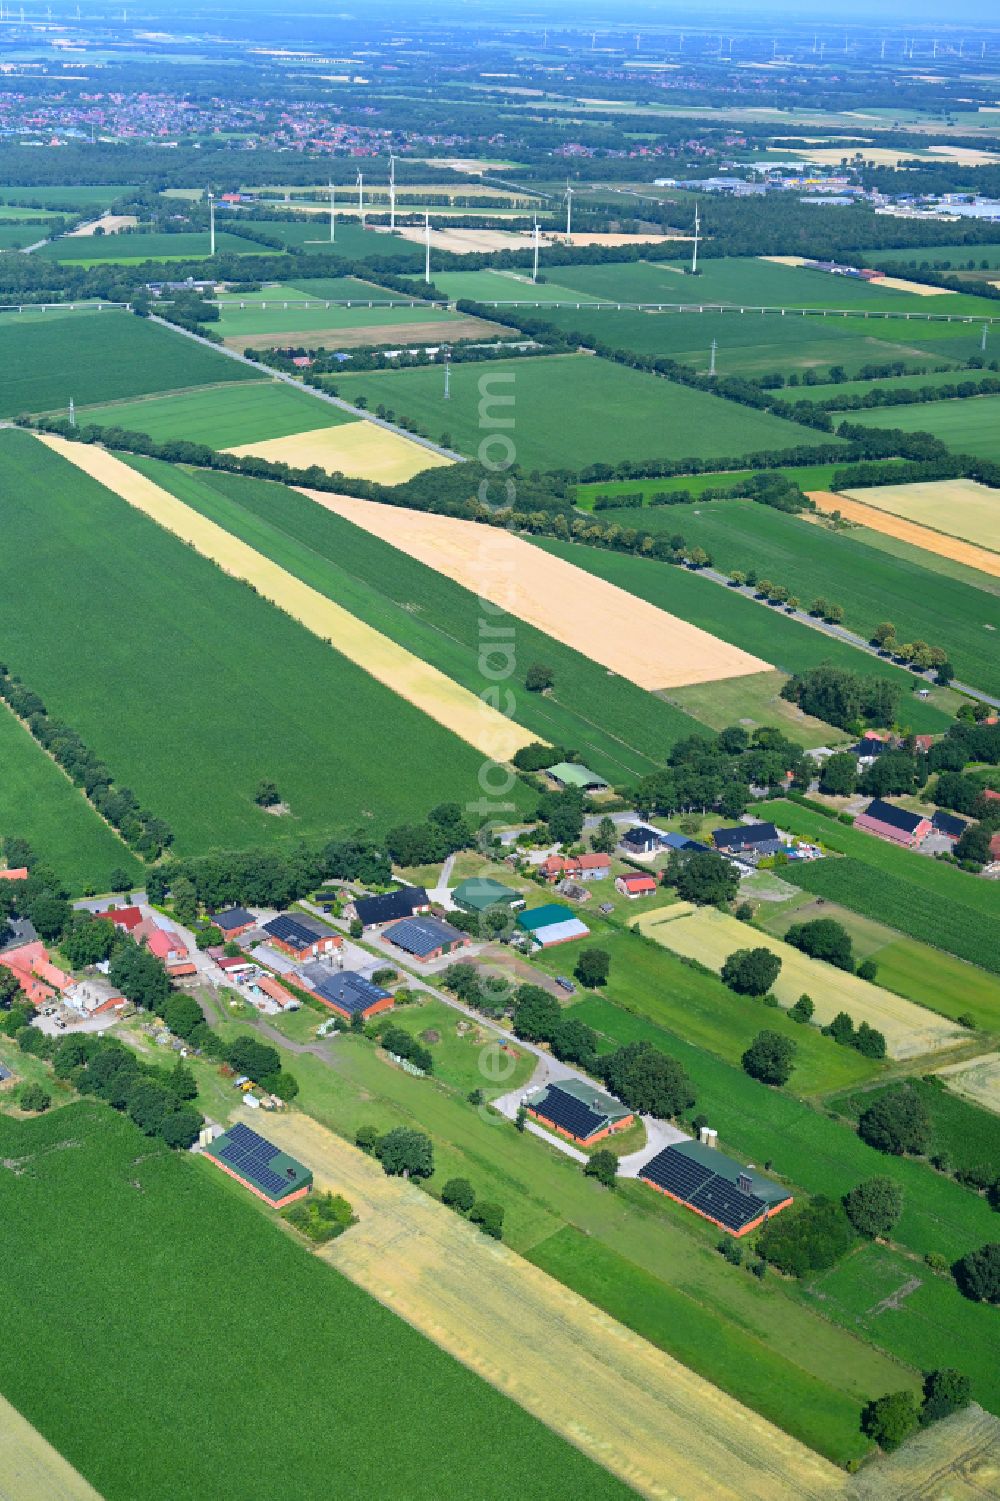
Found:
<box><xmin>424</xmin><ymin>212</ymin><xmax>431</xmax><ymax>284</ymax></box>
<box><xmin>443</xmin><ymin>345</ymin><xmax>451</xmax><ymax>400</ymax></box>
<box><xmin>69</xmin><ymin>396</ymin><xmax>75</xmax><ymax>426</ymax></box>
<box><xmin>982</xmin><ymin>322</ymin><xmax>989</xmax><ymax>353</ymax></box>
<box><xmin>328</xmin><ymin>181</ymin><xmax>336</xmax><ymax>243</ymax></box>
<box><xmin>357</xmin><ymin>171</ymin><xmax>365</xmax><ymax>227</ymax></box>
<box><xmin>532</xmin><ymin>216</ymin><xmax>540</xmax><ymax>283</ymax></box>
<box><xmin>389</xmin><ymin>153</ymin><xmax>396</xmax><ymax>232</ymax></box>
<box><xmin>691</xmin><ymin>203</ymin><xmax>701</xmax><ymax>274</ymax></box>
<box><xmin>708</xmin><ymin>338</ymin><xmax>717</xmax><ymax>377</ymax></box>
<box><xmin>564</xmin><ymin>181</ymin><xmax>573</xmax><ymax>239</ymax></box>
<box><xmin>208</xmin><ymin>189</ymin><xmax>215</xmax><ymax>256</ymax></box>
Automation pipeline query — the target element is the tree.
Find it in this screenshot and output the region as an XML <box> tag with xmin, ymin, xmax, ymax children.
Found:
<box><xmin>109</xmin><ymin>866</ymin><xmax>133</xmax><ymax>895</ymax></box>
<box><xmin>742</xmin><ymin>1030</ymin><xmax>796</xmax><ymax>1086</ymax></box>
<box><xmin>355</xmin><ymin>1123</ymin><xmax>380</xmax><ymax>1154</ymax></box>
<box><xmin>27</xmin><ymin>891</ymin><xmax>70</xmax><ymax>942</ymax></box>
<box><xmin>170</xmin><ymin>874</ymin><xmax>198</xmax><ymax>925</ymax></box>
<box><xmin>872</xmin><ymin>622</ymin><xmax>896</xmax><ymax>648</ymax></box>
<box><xmin>857</xmin><ymin>958</ymin><xmax>878</xmax><ymax>983</ymax></box>
<box><xmin>585</xmin><ymin>1149</ymin><xmax>618</xmax><ymax>1189</ymax></box>
<box><xmin>469</xmin><ymin>1200</ymin><xmax>504</xmax><ymax>1239</ymax></box>
<box><xmin>954</xmin><ymin>1242</ymin><xmax>1000</xmax><ymax>1304</ymax></box>
<box><xmin>591</xmin><ymin>816</ymin><xmax>618</xmax><ymax>854</ymax></box>
<box><xmin>575</xmin><ymin>948</ymin><xmax>610</xmax><ymax>989</ymax></box>
<box><xmin>758</xmin><ymin>1197</ymin><xmax>855</xmax><ymax>1276</ymax></box>
<box><xmin>550</xmin><ymin>1017</ymin><xmax>597</xmax><ymax>1067</ymax></box>
<box><xmin>843</xmin><ymin>1177</ymin><xmax>903</xmax><ymax>1239</ymax></box>
<box><xmin>525</xmin><ymin>663</ymin><xmax>554</xmax><ymax>692</ymax></box>
<box><xmin>956</xmin><ymin>823</ymin><xmax>992</xmax><ymax>866</ymax></box>
<box><xmin>168</xmin><ymin>1060</ymin><xmax>198</xmax><ymax>1101</ymax></box>
<box><xmin>854</xmin><ymin>1022</ymin><xmax>887</xmax><ymax>1060</ymax></box>
<box><xmin>789</xmin><ymin>993</ymin><xmax>814</xmax><ymax>1024</ymax></box>
<box><xmin>441</xmin><ymin>1177</ymin><xmax>476</xmax><ymax>1213</ymax></box>
<box><xmin>376</xmin><ymin>1127</ymin><xmax>434</xmax><ymax>1180</ymax></box>
<box><xmin>163</xmin><ymin>993</ymin><xmax>203</xmax><ymax>1040</ymax></box>
<box><xmin>19</xmin><ymin>1082</ymin><xmax>50</xmax><ymax>1112</ymax></box>
<box><xmin>921</xmin><ymin>1369</ymin><xmax>971</xmax><ymax>1426</ymax></box>
<box><xmin>785</xmin><ymin>917</ymin><xmax>854</xmax><ymax>971</ymax></box>
<box><xmin>226</xmin><ymin>1035</ymin><xmax>280</xmax><ymax>1084</ymax></box>
<box><xmin>862</xmin><ymin>1391</ymin><xmax>919</xmax><ymax>1453</ymax></box>
<box><xmin>159</xmin><ymin>1105</ymin><xmax>202</xmax><ymax>1150</ymax></box>
<box><xmin>721</xmin><ymin>947</ymin><xmax>782</xmax><ymax>997</ymax></box>
<box><xmin>512</xmin><ymin>984</ymin><xmax>561</xmax><ymax>1043</ymax></box>
<box><xmin>674</xmin><ymin>850</ymin><xmax>739</xmax><ymax>906</ymax></box>
<box><xmin>195</xmin><ymin>923</ymin><xmax>223</xmax><ymax>950</ymax></box>
<box><xmin>858</xmin><ymin>1086</ymin><xmax>931</xmax><ymax>1156</ymax></box>
<box><xmin>601</xmin><ymin>1042</ymin><xmax>695</xmax><ymax>1119</ymax></box>
<box><xmin>61</xmin><ymin>916</ymin><xmax>118</xmax><ymax>969</ymax></box>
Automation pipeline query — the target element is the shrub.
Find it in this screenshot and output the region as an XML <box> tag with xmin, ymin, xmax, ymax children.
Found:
<box><xmin>861</xmin><ymin>1391</ymin><xmax>919</xmax><ymax>1453</ymax></box>
<box><xmin>469</xmin><ymin>1200</ymin><xmax>504</xmax><ymax>1239</ymax></box>
<box><xmin>758</xmin><ymin>1197</ymin><xmax>855</xmax><ymax>1277</ymax></box>
<box><xmin>921</xmin><ymin>1368</ymin><xmax>971</xmax><ymax>1426</ymax></box>
<box><xmin>741</xmin><ymin>1030</ymin><xmax>796</xmax><ymax>1086</ymax></box>
<box><xmin>843</xmin><ymin>1176</ymin><xmax>903</xmax><ymax>1239</ymax></box>
<box><xmin>584</xmin><ymin>1150</ymin><xmax>618</xmax><ymax>1189</ymax></box>
<box><xmin>789</xmin><ymin>993</ymin><xmax>814</xmax><ymax>1024</ymax></box>
<box><xmin>18</xmin><ymin>1082</ymin><xmax>51</xmax><ymax>1113</ymax></box>
<box><xmin>441</xmin><ymin>1177</ymin><xmax>476</xmax><ymax>1213</ymax></box>
<box><xmin>283</xmin><ymin>1191</ymin><xmax>355</xmax><ymax>1244</ymax></box>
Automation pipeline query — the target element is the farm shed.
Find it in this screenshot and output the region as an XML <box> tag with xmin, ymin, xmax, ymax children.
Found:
<box><xmin>854</xmin><ymin>798</ymin><xmax>932</xmax><ymax>848</ymax></box>
<box><xmin>526</xmin><ymin>1079</ymin><xmax>634</xmax><ymax>1146</ymax></box>
<box><xmin>931</xmin><ymin>809</ymin><xmax>968</xmax><ymax>842</ymax></box>
<box><xmin>640</xmin><ymin>1140</ymin><xmax>792</xmax><ymax>1238</ymax></box>
<box><xmin>452</xmin><ymin>877</ymin><xmax>525</xmax><ymax>915</ymax></box>
<box><xmin>262</xmin><ymin>913</ymin><xmax>342</xmax><ymax>961</ymax></box>
<box><xmin>301</xmin><ymin>968</ymin><xmax>393</xmax><ymax>1020</ymax></box>
<box><xmin>353</xmin><ymin>885</ymin><xmax>429</xmax><ymax>928</ymax></box>
<box><xmin>546</xmin><ymin>762</ymin><xmax>609</xmax><ymax>792</ymax></box>
<box><xmin>0</xmin><ymin>867</ymin><xmax>28</xmax><ymax>881</ymax></box>
<box><xmin>383</xmin><ymin>916</ymin><xmax>471</xmax><ymax>962</ymax></box>
<box><xmin>517</xmin><ymin>904</ymin><xmax>590</xmax><ymax>948</ymax></box>
<box><xmin>204</xmin><ymin>1122</ymin><xmax>312</xmax><ymax>1210</ymax></box>
<box><xmin>212</xmin><ymin>907</ymin><xmax>256</xmax><ymax>939</ymax></box>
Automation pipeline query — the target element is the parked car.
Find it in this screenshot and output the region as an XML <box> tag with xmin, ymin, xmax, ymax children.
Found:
<box><xmin>555</xmin><ymin>975</ymin><xmax>576</xmax><ymax>994</ymax></box>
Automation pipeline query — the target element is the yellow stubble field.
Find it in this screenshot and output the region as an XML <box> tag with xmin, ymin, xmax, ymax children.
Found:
<box><xmin>0</xmin><ymin>1393</ymin><xmax>104</xmax><ymax>1501</ymax></box>
<box><xmin>224</xmin><ymin>418</ymin><xmax>452</xmax><ymax>484</ymax></box>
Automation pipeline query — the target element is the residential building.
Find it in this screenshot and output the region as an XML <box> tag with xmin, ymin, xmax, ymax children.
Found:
<box><xmin>526</xmin><ymin>1079</ymin><xmax>634</xmax><ymax>1145</ymax></box>
<box><xmin>0</xmin><ymin>867</ymin><xmax>28</xmax><ymax>882</ymax></box>
<box><xmin>382</xmin><ymin>916</ymin><xmax>471</xmax><ymax>962</ymax></box>
<box><xmin>712</xmin><ymin>822</ymin><xmax>782</xmax><ymax>858</ymax></box>
<box><xmin>0</xmin><ymin>942</ymin><xmax>72</xmax><ymax>1007</ymax></box>
<box><xmin>139</xmin><ymin>921</ymin><xmax>197</xmax><ymax>978</ymax></box>
<box><xmin>620</xmin><ymin>825</ymin><xmax>662</xmax><ymax>856</ymax></box>
<box><xmin>516</xmin><ymin>904</ymin><xmax>590</xmax><ymax>948</ymax></box>
<box><xmin>615</xmin><ymin>871</ymin><xmax>658</xmax><ymax>899</ymax></box>
<box><xmin>538</xmin><ymin>852</ymin><xmax>611</xmax><ymax>884</ymax></box>
<box><xmin>352</xmin><ymin>885</ymin><xmax>429</xmax><ymax>928</ymax></box>
<box><xmin>854</xmin><ymin>798</ymin><xmax>932</xmax><ymax>848</ymax></box>
<box><xmin>261</xmin><ymin>913</ymin><xmax>343</xmax><ymax>962</ymax></box>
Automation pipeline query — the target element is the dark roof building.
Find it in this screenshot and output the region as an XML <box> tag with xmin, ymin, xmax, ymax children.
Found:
<box><xmin>213</xmin><ymin>907</ymin><xmax>256</xmax><ymax>935</ymax></box>
<box><xmin>854</xmin><ymin>798</ymin><xmax>932</xmax><ymax>848</ymax></box>
<box><xmin>304</xmin><ymin>968</ymin><xmax>393</xmax><ymax>1020</ymax></box>
<box><xmin>526</xmin><ymin>1079</ymin><xmax>633</xmax><ymax>1145</ymax></box>
<box><xmin>660</xmin><ymin>832</ymin><xmax>711</xmax><ymax>853</ymax></box>
<box><xmin>0</xmin><ymin>916</ymin><xmax>38</xmax><ymax>953</ymax></box>
<box><xmin>620</xmin><ymin>825</ymin><xmax>661</xmax><ymax>854</ymax></box>
<box><xmin>931</xmin><ymin>809</ymin><xmax>968</xmax><ymax>841</ymax></box>
<box><xmin>640</xmin><ymin>1139</ymin><xmax>792</xmax><ymax>1237</ymax></box>
<box><xmin>262</xmin><ymin>913</ymin><xmax>341</xmax><ymax>957</ymax></box>
<box><xmin>712</xmin><ymin>822</ymin><xmax>781</xmax><ymax>855</ymax></box>
<box><xmin>205</xmin><ymin>1123</ymin><xmax>312</xmax><ymax>1209</ymax></box>
<box><xmin>354</xmin><ymin>885</ymin><xmax>428</xmax><ymax>927</ymax></box>
<box><xmin>383</xmin><ymin>915</ymin><xmax>469</xmax><ymax>960</ymax></box>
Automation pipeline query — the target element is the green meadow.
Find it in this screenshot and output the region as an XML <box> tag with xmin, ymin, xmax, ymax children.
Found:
<box><xmin>830</xmin><ymin>392</ymin><xmax>1000</xmax><ymax>463</ymax></box>
<box><xmin>38</xmin><ymin>229</ymin><xmax>254</xmax><ymax>262</ymax></box>
<box><xmin>80</xmin><ymin>379</ymin><xmax>353</xmax><ymax>447</ymax></box>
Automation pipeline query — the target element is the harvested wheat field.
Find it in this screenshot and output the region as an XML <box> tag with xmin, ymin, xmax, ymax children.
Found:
<box><xmin>36</xmin><ymin>434</ymin><xmax>531</xmax><ymax>761</ymax></box>
<box><xmin>834</xmin><ymin>480</ymin><xmax>1000</xmax><ymax>555</ymax></box>
<box><xmin>936</xmin><ymin>1052</ymin><xmax>1000</xmax><ymax>1116</ymax></box>
<box><xmin>844</xmin><ymin>1403</ymin><xmax>1000</xmax><ymax>1501</ymax></box>
<box><xmin>298</xmin><ymin>493</ymin><xmax>771</xmax><ymax>690</ymax></box>
<box><xmin>227</xmin><ymin>315</ymin><xmax>503</xmax><ymax>352</ymax></box>
<box><xmin>0</xmin><ymin>1392</ymin><xmax>104</xmax><ymax>1501</ymax></box>
<box><xmin>248</xmin><ymin>1107</ymin><xmax>842</xmax><ymax>1501</ymax></box>
<box><xmin>630</xmin><ymin>906</ymin><xmax>966</xmax><ymax>1060</ymax></box>
<box><xmin>808</xmin><ymin>491</ymin><xmax>1000</xmax><ymax>577</ymax></box>
<box><xmin>225</xmin><ymin>420</ymin><xmax>452</xmax><ymax>484</ymax></box>
<box><xmin>546</xmin><ymin>231</ymin><xmax>693</xmax><ymax>247</ymax></box>
<box><xmin>396</xmin><ymin>225</ymin><xmax>534</xmax><ymax>255</ymax></box>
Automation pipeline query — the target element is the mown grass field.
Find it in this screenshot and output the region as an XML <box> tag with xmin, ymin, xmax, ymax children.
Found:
<box><xmin>80</xmin><ymin>379</ymin><xmax>354</xmax><ymax>447</ymax></box>
<box><xmin>870</xmin><ymin>243</ymin><xmax>1000</xmax><ymax>270</ymax></box>
<box><xmin>834</xmin><ymin>1078</ymin><xmax>1000</xmax><ymax>1177</ymax></box>
<box><xmin>831</xmin><ymin>393</ymin><xmax>1000</xmax><ymax>463</ymax></box>
<box><xmin>588</xmin><ymin>499</ymin><xmax>1000</xmax><ymax>695</ymax></box>
<box><xmin>127</xmin><ymin>460</ymin><xmax>704</xmax><ymax>779</ymax></box>
<box><xmin>0</xmin><ymin>222</ymin><xmax>50</xmax><ymax>249</ymax></box>
<box><xmin>532</xmin><ymin>540</ymin><xmax>954</xmax><ymax>733</ymax></box>
<box><xmin>37</xmin><ymin>229</ymin><xmax>253</xmax><ymax>262</ymax></box>
<box><xmin>0</xmin><ymin>1103</ymin><xmax>631</xmax><ymax>1501</ymax></box>
<box><xmin>0</xmin><ymin>309</ymin><xmax>258</xmax><ymax>418</ymax></box>
<box><xmin>433</xmin><ymin>269</ymin><xmax>603</xmax><ymax>303</ymax></box>
<box><xmin>330</xmin><ymin>354</ymin><xmax>840</xmax><ymax>471</ymax></box>
<box><xmin>0</xmin><ymin>428</ymin><xmax>517</xmax><ymax>852</ymax></box>
<box><xmin>0</xmin><ymin>184</ymin><xmax>134</xmax><ymax>209</ymax></box>
<box><xmin>216</xmin><ymin>275</ymin><xmax>388</xmax><ymax>303</ymax></box>
<box><xmin>251</xmin><ymin>219</ymin><xmax>426</xmax><ymax>262</ymax></box>
<box><xmin>0</xmin><ymin>703</ymin><xmax>142</xmax><ymax>892</ymax></box>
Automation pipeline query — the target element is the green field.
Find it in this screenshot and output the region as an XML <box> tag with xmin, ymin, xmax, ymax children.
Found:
<box><xmin>127</xmin><ymin>460</ymin><xmax>702</xmax><ymax>777</ymax></box>
<box><xmin>0</xmin><ymin>222</ymin><xmax>50</xmax><ymax>249</ymax></box>
<box><xmin>834</xmin><ymin>1078</ymin><xmax>1000</xmax><ymax>1178</ymax></box>
<box><xmin>0</xmin><ymin>185</ymin><xmax>134</xmax><ymax>209</ymax></box>
<box><xmin>870</xmin><ymin>243</ymin><xmax>1000</xmax><ymax>270</ymax></box>
<box><xmin>330</xmin><ymin>354</ymin><xmax>835</xmax><ymax>471</ymax></box>
<box><xmin>0</xmin><ymin>429</ymin><xmax>518</xmax><ymax>852</ymax></box>
<box><xmin>831</xmin><ymin>393</ymin><xmax>1000</xmax><ymax>462</ymax></box>
<box><xmin>216</xmin><ymin>275</ymin><xmax>387</xmax><ymax>303</ymax></box>
<box><xmin>802</xmin><ymin>366</ymin><xmax>986</xmax><ymax>402</ymax></box>
<box><xmin>587</xmin><ymin>499</ymin><xmax>1000</xmax><ymax>696</ymax></box>
<box><xmin>247</xmin><ymin>218</ymin><xmax>426</xmax><ymax>262</ymax></box>
<box><xmin>575</xmin><ymin>464</ymin><xmax>851</xmax><ymax>507</ymax></box>
<box><xmin>532</xmin><ymin>539</ymin><xmax>954</xmax><ymax>734</ymax></box>
<box><xmin>215</xmin><ymin>300</ymin><xmax>465</xmax><ymax>341</ymax></box>
<box><xmin>37</xmin><ymin>230</ymin><xmax>254</xmax><ymax>263</ymax></box>
<box><xmin>0</xmin><ymin>703</ymin><xmax>142</xmax><ymax>892</ymax></box>
<box><xmin>0</xmin><ymin>1103</ymin><xmax>632</xmax><ymax>1501</ymax></box>
<box><xmin>80</xmin><ymin>379</ymin><xmax>353</xmax><ymax>447</ymax></box>
<box><xmin>433</xmin><ymin>269</ymin><xmax>603</xmax><ymax>303</ymax></box>
<box><xmin>0</xmin><ymin>310</ymin><xmax>258</xmax><ymax>418</ymax></box>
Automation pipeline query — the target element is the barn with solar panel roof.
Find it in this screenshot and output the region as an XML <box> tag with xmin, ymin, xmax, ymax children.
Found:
<box><xmin>640</xmin><ymin>1139</ymin><xmax>792</xmax><ymax>1238</ymax></box>
<box><xmin>204</xmin><ymin>1122</ymin><xmax>312</xmax><ymax>1209</ymax></box>
<box><xmin>525</xmin><ymin>1078</ymin><xmax>634</xmax><ymax>1146</ymax></box>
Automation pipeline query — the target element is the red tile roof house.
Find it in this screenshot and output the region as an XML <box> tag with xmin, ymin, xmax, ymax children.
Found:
<box><xmin>0</xmin><ymin>867</ymin><xmax>29</xmax><ymax>882</ymax></box>
<box><xmin>102</xmin><ymin>905</ymin><xmax>145</xmax><ymax>934</ymax></box>
<box><xmin>615</xmin><ymin>871</ymin><xmax>658</xmax><ymax>899</ymax></box>
<box><xmin>0</xmin><ymin>942</ymin><xmax>72</xmax><ymax>1007</ymax></box>
<box><xmin>854</xmin><ymin>798</ymin><xmax>932</xmax><ymax>849</ymax></box>
<box><xmin>990</xmin><ymin>830</ymin><xmax>1000</xmax><ymax>861</ymax></box>
<box><xmin>137</xmin><ymin>921</ymin><xmax>198</xmax><ymax>979</ymax></box>
<box><xmin>540</xmin><ymin>853</ymin><xmax>612</xmax><ymax>883</ymax></box>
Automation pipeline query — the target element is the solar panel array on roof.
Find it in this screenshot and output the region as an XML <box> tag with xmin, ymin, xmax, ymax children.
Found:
<box><xmin>532</xmin><ymin>1084</ymin><xmax>608</xmax><ymax>1141</ymax></box>
<box><xmin>263</xmin><ymin>913</ymin><xmax>325</xmax><ymax>948</ymax></box>
<box><xmin>640</xmin><ymin>1145</ymin><xmax>773</xmax><ymax>1233</ymax></box>
<box><xmin>213</xmin><ymin>1122</ymin><xmax>307</xmax><ymax>1200</ymax></box>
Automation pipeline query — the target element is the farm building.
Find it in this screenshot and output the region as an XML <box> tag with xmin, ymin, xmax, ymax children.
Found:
<box><xmin>0</xmin><ymin>867</ymin><xmax>28</xmax><ymax>882</ymax></box>
<box><xmin>931</xmin><ymin>809</ymin><xmax>968</xmax><ymax>842</ymax></box>
<box><xmin>615</xmin><ymin>871</ymin><xmax>658</xmax><ymax>899</ymax></box>
<box><xmin>847</xmin><ymin>732</ymin><xmax>891</xmax><ymax>768</ymax></box>
<box><xmin>204</xmin><ymin>1122</ymin><xmax>312</xmax><ymax>1210</ymax></box>
<box><xmin>102</xmin><ymin>905</ymin><xmax>145</xmax><ymax>934</ymax></box>
<box><xmin>712</xmin><ymin>822</ymin><xmax>782</xmax><ymax>858</ymax></box>
<box><xmin>546</xmin><ymin>762</ymin><xmax>609</xmax><ymax>792</ymax></box>
<box><xmin>0</xmin><ymin>942</ymin><xmax>71</xmax><ymax>1008</ymax></box>
<box><xmin>854</xmin><ymin>798</ymin><xmax>932</xmax><ymax>848</ymax></box>
<box><xmin>660</xmin><ymin>832</ymin><xmax>711</xmax><ymax>854</ymax></box>
<box><xmin>383</xmin><ymin>916</ymin><xmax>471</xmax><ymax>962</ymax></box>
<box><xmin>526</xmin><ymin>1079</ymin><xmax>634</xmax><ymax>1146</ymax></box>
<box><xmin>64</xmin><ymin>979</ymin><xmax>125</xmax><ymax>1018</ymax></box>
<box><xmin>353</xmin><ymin>885</ymin><xmax>429</xmax><ymax>928</ymax></box>
<box><xmin>0</xmin><ymin>917</ymin><xmax>37</xmax><ymax>953</ymax></box>
<box><xmin>452</xmin><ymin>877</ymin><xmax>524</xmax><ymax>915</ymax></box>
<box><xmin>640</xmin><ymin>1140</ymin><xmax>793</xmax><ymax>1237</ymax></box>
<box><xmin>620</xmin><ymin>825</ymin><xmax>663</xmax><ymax>856</ymax></box>
<box><xmin>301</xmin><ymin>968</ymin><xmax>393</xmax><ymax>1020</ymax></box>
<box><xmin>212</xmin><ymin>907</ymin><xmax>257</xmax><ymax>940</ymax></box>
<box><xmin>245</xmin><ymin>974</ymin><xmax>298</xmax><ymax>1010</ymax></box>
<box><xmin>261</xmin><ymin>913</ymin><xmax>343</xmax><ymax>961</ymax></box>
<box><xmin>141</xmin><ymin>922</ymin><xmax>197</xmax><ymax>979</ymax></box>
<box><xmin>539</xmin><ymin>853</ymin><xmax>611</xmax><ymax>883</ymax></box>
<box><xmin>516</xmin><ymin>904</ymin><xmax>590</xmax><ymax>948</ymax></box>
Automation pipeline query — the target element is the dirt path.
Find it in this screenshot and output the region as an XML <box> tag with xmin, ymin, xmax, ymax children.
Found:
<box><xmin>35</xmin><ymin>434</ymin><xmax>534</xmax><ymax>762</ymax></box>
<box><xmin>0</xmin><ymin>1393</ymin><xmax>104</xmax><ymax>1501</ymax></box>
<box><xmin>253</xmin><ymin>1107</ymin><xmax>842</xmax><ymax>1501</ymax></box>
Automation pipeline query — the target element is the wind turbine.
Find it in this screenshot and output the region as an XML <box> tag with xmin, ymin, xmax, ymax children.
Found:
<box><xmin>357</xmin><ymin>170</ymin><xmax>365</xmax><ymax>227</ymax></box>
<box><xmin>328</xmin><ymin>180</ymin><xmax>336</xmax><ymax>243</ymax></box>
<box><xmin>564</xmin><ymin>180</ymin><xmax>573</xmax><ymax>238</ymax></box>
<box><xmin>531</xmin><ymin>216</ymin><xmax>540</xmax><ymax>282</ymax></box>
<box><xmin>442</xmin><ymin>344</ymin><xmax>451</xmax><ymax>400</ymax></box>
<box><xmin>691</xmin><ymin>203</ymin><xmax>701</xmax><ymax>274</ymax></box>
<box><xmin>424</xmin><ymin>212</ymin><xmax>431</xmax><ymax>284</ymax></box>
<box><xmin>708</xmin><ymin>339</ymin><xmax>717</xmax><ymax>377</ymax></box>
<box><xmin>388</xmin><ymin>153</ymin><xmax>396</xmax><ymax>232</ymax></box>
<box><xmin>207</xmin><ymin>189</ymin><xmax>215</xmax><ymax>256</ymax></box>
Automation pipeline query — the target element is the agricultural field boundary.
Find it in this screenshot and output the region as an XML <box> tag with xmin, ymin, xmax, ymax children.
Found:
<box><xmin>808</xmin><ymin>492</ymin><xmax>1000</xmax><ymax>578</ymax></box>
<box><xmin>0</xmin><ymin>1392</ymin><xmax>104</xmax><ymax>1501</ymax></box>
<box><xmin>935</xmin><ymin>1053</ymin><xmax>1000</xmax><ymax>1117</ymax></box>
<box><xmin>630</xmin><ymin>906</ymin><xmax>967</xmax><ymax>1060</ymax></box>
<box><xmin>298</xmin><ymin>491</ymin><xmax>772</xmax><ymax>689</ymax></box>
<box><xmin>835</xmin><ymin>482</ymin><xmax>1000</xmax><ymax>558</ymax></box>
<box><xmin>250</xmin><ymin>1107</ymin><xmax>843</xmax><ymax>1501</ymax></box>
<box><xmin>36</xmin><ymin>434</ymin><xmax>533</xmax><ymax>761</ymax></box>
